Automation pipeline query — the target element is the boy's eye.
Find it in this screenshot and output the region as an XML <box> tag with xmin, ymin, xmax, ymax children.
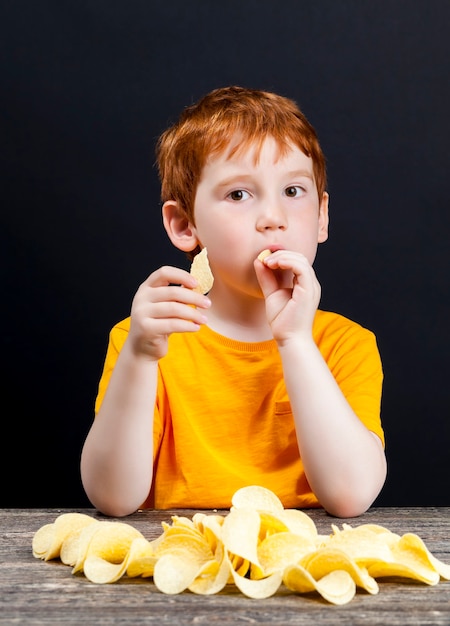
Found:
<box><xmin>228</xmin><ymin>189</ymin><xmax>250</xmax><ymax>201</ymax></box>
<box><xmin>285</xmin><ymin>185</ymin><xmax>304</xmax><ymax>197</ymax></box>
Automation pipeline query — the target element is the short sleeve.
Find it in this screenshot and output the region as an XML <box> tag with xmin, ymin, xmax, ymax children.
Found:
<box><xmin>94</xmin><ymin>318</ymin><xmax>130</xmax><ymax>414</ymax></box>
<box><xmin>314</xmin><ymin>311</ymin><xmax>385</xmax><ymax>446</ymax></box>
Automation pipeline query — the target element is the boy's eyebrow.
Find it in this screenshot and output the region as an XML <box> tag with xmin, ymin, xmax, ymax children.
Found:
<box><xmin>215</xmin><ymin>174</ymin><xmax>254</xmax><ymax>189</ymax></box>
<box><xmin>215</xmin><ymin>169</ymin><xmax>314</xmax><ymax>189</ymax></box>
<box><xmin>285</xmin><ymin>169</ymin><xmax>315</xmax><ymax>179</ymax></box>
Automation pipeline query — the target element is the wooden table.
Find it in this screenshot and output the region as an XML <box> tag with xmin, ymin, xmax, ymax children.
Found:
<box><xmin>1</xmin><ymin>507</ymin><xmax>449</xmax><ymax>625</ymax></box>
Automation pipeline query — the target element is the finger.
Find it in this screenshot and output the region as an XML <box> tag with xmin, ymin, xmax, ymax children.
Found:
<box><xmin>253</xmin><ymin>258</ymin><xmax>280</xmax><ymax>298</ymax></box>
<box><xmin>261</xmin><ymin>250</ymin><xmax>307</xmax><ymax>271</ymax></box>
<box><xmin>133</xmin><ymin>316</ymin><xmax>205</xmax><ymax>341</ymax></box>
<box><xmin>130</xmin><ymin>301</ymin><xmax>208</xmax><ymax>341</ymax></box>
<box><xmin>135</xmin><ymin>282</ymin><xmax>211</xmax><ymax>311</ymax></box>
<box><xmin>254</xmin><ymin>250</ymin><xmax>300</xmax><ymax>294</ymax></box>
<box><xmin>145</xmin><ymin>300</ymin><xmax>209</xmax><ymax>324</ymax></box>
<box><xmin>145</xmin><ymin>266</ymin><xmax>198</xmax><ymax>290</ymax></box>
<box><xmin>262</xmin><ymin>251</ymin><xmax>317</xmax><ymax>290</ymax></box>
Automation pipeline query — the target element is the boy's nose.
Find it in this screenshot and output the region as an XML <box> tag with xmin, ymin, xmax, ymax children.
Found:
<box><xmin>256</xmin><ymin>202</ymin><xmax>288</xmax><ymax>230</ymax></box>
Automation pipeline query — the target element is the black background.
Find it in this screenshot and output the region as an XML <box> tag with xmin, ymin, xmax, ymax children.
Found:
<box><xmin>2</xmin><ymin>1</ymin><xmax>449</xmax><ymax>508</ymax></box>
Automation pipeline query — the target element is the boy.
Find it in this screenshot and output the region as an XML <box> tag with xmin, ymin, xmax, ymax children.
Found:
<box><xmin>81</xmin><ymin>86</ymin><xmax>386</xmax><ymax>518</ymax></box>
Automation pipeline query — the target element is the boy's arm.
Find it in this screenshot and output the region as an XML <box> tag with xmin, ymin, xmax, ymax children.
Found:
<box><xmin>80</xmin><ymin>341</ymin><xmax>158</xmax><ymax>517</ymax></box>
<box><xmin>80</xmin><ymin>266</ymin><xmax>211</xmax><ymax>517</ymax></box>
<box><xmin>255</xmin><ymin>251</ymin><xmax>387</xmax><ymax>518</ymax></box>
<box><xmin>279</xmin><ymin>337</ymin><xmax>386</xmax><ymax>518</ymax></box>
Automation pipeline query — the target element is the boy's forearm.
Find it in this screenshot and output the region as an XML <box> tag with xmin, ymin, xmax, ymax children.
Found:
<box><xmin>80</xmin><ymin>341</ymin><xmax>158</xmax><ymax>517</ymax></box>
<box><xmin>279</xmin><ymin>338</ymin><xmax>387</xmax><ymax>518</ymax></box>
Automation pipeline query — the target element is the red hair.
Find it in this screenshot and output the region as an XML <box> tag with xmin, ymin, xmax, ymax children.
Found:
<box><xmin>156</xmin><ymin>86</ymin><xmax>327</xmax><ymax>224</ymax></box>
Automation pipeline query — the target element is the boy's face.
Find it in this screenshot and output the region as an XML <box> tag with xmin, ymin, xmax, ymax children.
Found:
<box><xmin>189</xmin><ymin>136</ymin><xmax>329</xmax><ymax>297</ymax></box>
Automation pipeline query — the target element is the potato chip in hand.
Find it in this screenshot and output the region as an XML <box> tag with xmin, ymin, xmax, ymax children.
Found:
<box><xmin>190</xmin><ymin>247</ymin><xmax>214</xmax><ymax>294</ymax></box>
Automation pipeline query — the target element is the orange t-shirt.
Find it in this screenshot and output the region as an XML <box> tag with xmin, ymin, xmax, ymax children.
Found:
<box><xmin>95</xmin><ymin>310</ymin><xmax>384</xmax><ymax>510</ymax></box>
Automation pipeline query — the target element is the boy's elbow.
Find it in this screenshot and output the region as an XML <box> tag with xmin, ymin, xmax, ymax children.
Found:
<box><xmin>324</xmin><ymin>496</ymin><xmax>373</xmax><ymax>519</ymax></box>
<box><xmin>80</xmin><ymin>449</ymin><xmax>150</xmax><ymax>518</ymax></box>
<box><xmin>80</xmin><ymin>471</ymin><xmax>144</xmax><ymax>518</ymax></box>
<box><xmin>82</xmin><ymin>486</ymin><xmax>141</xmax><ymax>518</ymax></box>
<box><xmin>94</xmin><ymin>499</ymin><xmax>139</xmax><ymax>518</ymax></box>
<box><xmin>321</xmin><ymin>470</ymin><xmax>387</xmax><ymax>519</ymax></box>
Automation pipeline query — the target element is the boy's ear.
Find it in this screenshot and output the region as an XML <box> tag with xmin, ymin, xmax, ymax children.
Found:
<box><xmin>162</xmin><ymin>200</ymin><xmax>199</xmax><ymax>253</ymax></box>
<box><xmin>318</xmin><ymin>192</ymin><xmax>329</xmax><ymax>243</ymax></box>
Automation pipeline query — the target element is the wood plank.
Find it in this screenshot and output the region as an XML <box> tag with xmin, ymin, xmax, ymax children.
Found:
<box><xmin>1</xmin><ymin>508</ymin><xmax>449</xmax><ymax>625</ymax></box>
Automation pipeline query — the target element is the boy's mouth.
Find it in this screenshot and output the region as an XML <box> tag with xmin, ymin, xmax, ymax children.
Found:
<box><xmin>258</xmin><ymin>245</ymin><xmax>284</xmax><ymax>256</ymax></box>
<box><xmin>256</xmin><ymin>245</ymin><xmax>285</xmax><ymax>263</ymax></box>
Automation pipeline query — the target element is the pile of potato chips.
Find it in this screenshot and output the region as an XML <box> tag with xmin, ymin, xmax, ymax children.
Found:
<box><xmin>32</xmin><ymin>486</ymin><xmax>450</xmax><ymax>605</ymax></box>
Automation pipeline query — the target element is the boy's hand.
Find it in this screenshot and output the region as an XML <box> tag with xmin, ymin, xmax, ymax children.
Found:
<box><xmin>254</xmin><ymin>250</ymin><xmax>321</xmax><ymax>345</ymax></box>
<box><xmin>128</xmin><ymin>266</ymin><xmax>211</xmax><ymax>360</ymax></box>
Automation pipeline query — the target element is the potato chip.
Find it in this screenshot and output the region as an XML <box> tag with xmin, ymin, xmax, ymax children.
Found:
<box><xmin>83</xmin><ymin>523</ymin><xmax>156</xmax><ymax>584</ymax></box>
<box><xmin>146</xmin><ymin>514</ymin><xmax>231</xmax><ymax>594</ymax></box>
<box><xmin>396</xmin><ymin>533</ymin><xmax>450</xmax><ymax>581</ymax></box>
<box><xmin>188</xmin><ymin>551</ymin><xmax>230</xmax><ymax>595</ymax></box>
<box><xmin>325</xmin><ymin>523</ymin><xmax>395</xmax><ymax>563</ymax></box>
<box><xmin>74</xmin><ymin>522</ymin><xmax>144</xmax><ymax>576</ymax></box>
<box><xmin>230</xmin><ymin>554</ymin><xmax>250</xmax><ymax>577</ymax></box>
<box><xmin>230</xmin><ymin>565</ymin><xmax>283</xmax><ymax>599</ymax></box>
<box><xmin>192</xmin><ymin>512</ymin><xmax>225</xmax><ymax>533</ymax></box>
<box><xmin>190</xmin><ymin>247</ymin><xmax>214</xmax><ymax>294</ymax></box>
<box><xmin>84</xmin><ymin>554</ymin><xmax>127</xmax><ymax>584</ymax></box>
<box><xmin>252</xmin><ymin>531</ymin><xmax>315</xmax><ymax>579</ymax></box>
<box><xmin>152</xmin><ymin>524</ymin><xmax>219</xmax><ymax>595</ymax></box>
<box><xmin>154</xmin><ymin>553</ymin><xmax>205</xmax><ymax>595</ymax></box>
<box><xmin>367</xmin><ymin>532</ymin><xmax>450</xmax><ymax>585</ymax></box>
<box><xmin>284</xmin><ymin>565</ymin><xmax>356</xmax><ymax>605</ymax></box>
<box><xmin>125</xmin><ymin>537</ymin><xmax>158</xmax><ymax>578</ymax></box>
<box><xmin>32</xmin><ymin>524</ymin><xmax>57</xmax><ymax>560</ymax></box>
<box><xmin>231</xmin><ymin>485</ymin><xmax>284</xmax><ymax>513</ymax></box>
<box><xmin>32</xmin><ymin>513</ymin><xmax>97</xmax><ymax>561</ymax></box>
<box><xmin>257</xmin><ymin>511</ymin><xmax>289</xmax><ymax>540</ymax></box>
<box><xmin>221</xmin><ymin>507</ymin><xmax>261</xmax><ymax>569</ymax></box>
<box><xmin>159</xmin><ymin>523</ymin><xmax>203</xmax><ymax>543</ymax></box>
<box><xmin>32</xmin><ymin>485</ymin><xmax>450</xmax><ymax>605</ymax></box>
<box><xmin>275</xmin><ymin>508</ymin><xmax>319</xmax><ymax>542</ymax></box>
<box><xmin>300</xmin><ymin>547</ymin><xmax>379</xmax><ymax>595</ymax></box>
<box><xmin>154</xmin><ymin>531</ymin><xmax>213</xmax><ymax>563</ymax></box>
<box><xmin>61</xmin><ymin>520</ymin><xmax>104</xmax><ymax>568</ymax></box>
<box><xmin>325</xmin><ymin>523</ymin><xmax>450</xmax><ymax>587</ymax></box>
<box><xmin>257</xmin><ymin>249</ymin><xmax>272</xmax><ymax>262</ymax></box>
<box><xmin>60</xmin><ymin>528</ymin><xmax>90</xmax><ymax>566</ymax></box>
<box><xmin>192</xmin><ymin>512</ymin><xmax>225</xmax><ymax>553</ymax></box>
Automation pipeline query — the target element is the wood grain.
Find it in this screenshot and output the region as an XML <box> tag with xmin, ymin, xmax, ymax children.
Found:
<box><xmin>1</xmin><ymin>507</ymin><xmax>449</xmax><ymax>625</ymax></box>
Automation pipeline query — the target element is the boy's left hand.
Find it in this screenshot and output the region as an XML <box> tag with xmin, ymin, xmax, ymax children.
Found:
<box><xmin>254</xmin><ymin>250</ymin><xmax>321</xmax><ymax>344</ymax></box>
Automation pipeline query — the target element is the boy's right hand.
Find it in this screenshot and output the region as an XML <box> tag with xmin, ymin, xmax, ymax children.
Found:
<box><xmin>127</xmin><ymin>266</ymin><xmax>211</xmax><ymax>360</ymax></box>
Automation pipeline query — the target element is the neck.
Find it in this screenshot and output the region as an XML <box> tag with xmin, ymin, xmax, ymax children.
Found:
<box><xmin>205</xmin><ymin>287</ymin><xmax>273</xmax><ymax>342</ymax></box>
